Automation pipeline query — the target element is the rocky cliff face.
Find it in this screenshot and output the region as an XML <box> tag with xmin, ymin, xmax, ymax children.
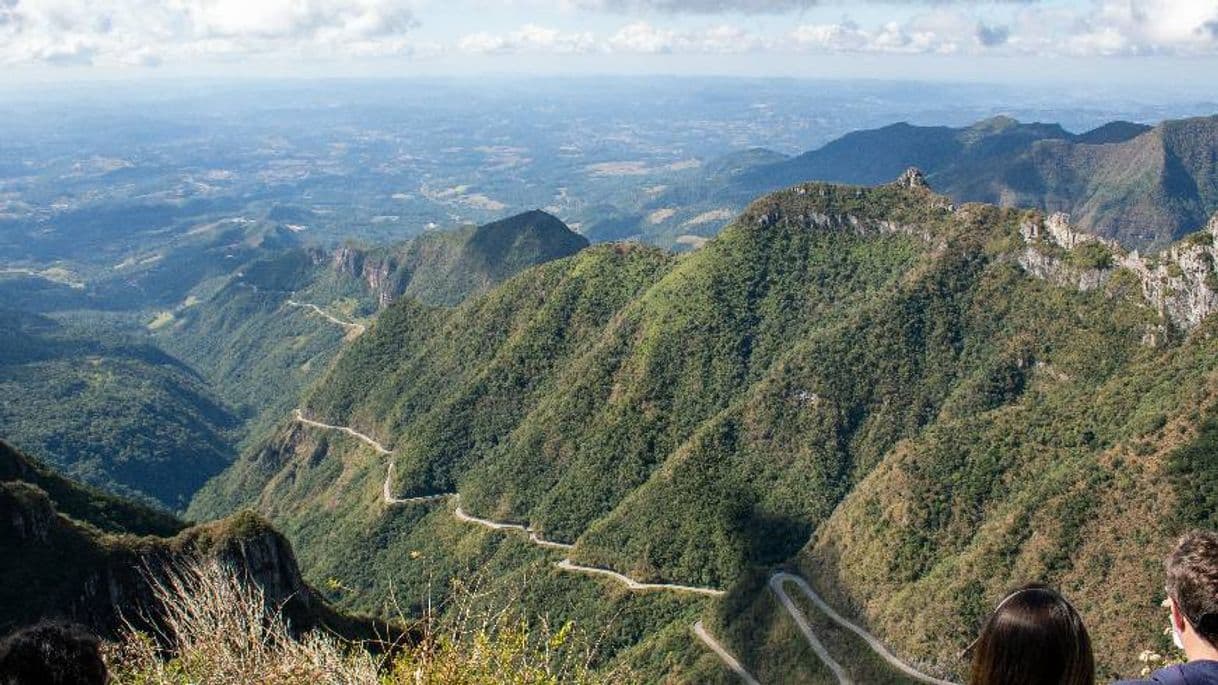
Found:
<box><xmin>1018</xmin><ymin>211</ymin><xmax>1218</xmax><ymax>331</ymax></box>
<box><xmin>324</xmin><ymin>246</ymin><xmax>402</xmax><ymax>308</ymax></box>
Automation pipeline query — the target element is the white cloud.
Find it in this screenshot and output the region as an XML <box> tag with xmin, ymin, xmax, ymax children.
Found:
<box><xmin>790</xmin><ymin>17</ymin><xmax>962</xmax><ymax>55</ymax></box>
<box><xmin>460</xmin><ymin>20</ymin><xmax>761</xmax><ymax>55</ymax></box>
<box><xmin>2</xmin><ymin>0</ymin><xmax>1218</xmax><ymax>69</ymax></box>
<box><xmin>788</xmin><ymin>1</ymin><xmax>1218</xmax><ymax>57</ymax></box>
<box><xmin>458</xmin><ymin>23</ymin><xmax>596</xmax><ymax>53</ymax></box>
<box><xmin>1062</xmin><ymin>0</ymin><xmax>1218</xmax><ymax>56</ymax></box>
<box><xmin>569</xmin><ymin>0</ymin><xmax>816</xmax><ymax>15</ymax></box>
<box><xmin>606</xmin><ymin>21</ymin><xmax>677</xmax><ymax>52</ymax></box>
<box><xmin>565</xmin><ymin>0</ymin><xmax>1043</xmax><ymax>16</ymax></box>
<box><xmin>0</xmin><ymin>0</ymin><xmax>420</xmax><ymax>67</ymax></box>
<box><xmin>607</xmin><ymin>20</ymin><xmax>763</xmax><ymax>52</ymax></box>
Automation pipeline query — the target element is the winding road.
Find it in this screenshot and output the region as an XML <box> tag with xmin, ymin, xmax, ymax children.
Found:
<box><xmin>294</xmin><ymin>410</ymin><xmax>390</xmax><ymax>454</ymax></box>
<box><xmin>453</xmin><ymin>504</ymin><xmax>575</xmax><ymax>550</ymax></box>
<box><xmin>286</xmin><ymin>300</ymin><xmax>367</xmax><ymax>335</ymax></box>
<box><xmin>555</xmin><ymin>560</ymin><xmax>724</xmax><ymax>597</ymax></box>
<box><xmin>769</xmin><ymin>574</ymin><xmax>853</xmax><ymax>685</ymax></box>
<box><xmin>770</xmin><ymin>573</ymin><xmax>957</xmax><ymax>685</ymax></box>
<box><xmin>382</xmin><ymin>462</ymin><xmax>456</xmax><ymax>504</ymax></box>
<box><xmin>294</xmin><ymin>411</ymin><xmax>955</xmax><ymax>685</ymax></box>
<box><xmin>693</xmin><ymin>621</ymin><xmax>760</xmax><ymax>685</ymax></box>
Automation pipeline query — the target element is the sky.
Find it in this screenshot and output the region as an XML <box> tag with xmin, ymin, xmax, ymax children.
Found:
<box><xmin>1</xmin><ymin>0</ymin><xmax>1217</xmax><ymax>86</ymax></box>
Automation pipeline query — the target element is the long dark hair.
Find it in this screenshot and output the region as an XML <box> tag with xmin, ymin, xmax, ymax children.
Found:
<box><xmin>967</xmin><ymin>584</ymin><xmax>1095</xmax><ymax>685</ymax></box>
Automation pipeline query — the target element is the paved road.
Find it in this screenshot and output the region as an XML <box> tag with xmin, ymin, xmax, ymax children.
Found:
<box><xmin>286</xmin><ymin>300</ymin><xmax>367</xmax><ymax>335</ymax></box>
<box><xmin>555</xmin><ymin>559</ymin><xmax>725</xmax><ymax>597</ymax></box>
<box><xmin>453</xmin><ymin>504</ymin><xmax>575</xmax><ymax>549</ymax></box>
<box><xmin>383</xmin><ymin>462</ymin><xmax>455</xmax><ymax>504</ymax></box>
<box><xmin>770</xmin><ymin>573</ymin><xmax>957</xmax><ymax>685</ymax></box>
<box><xmin>294</xmin><ymin>410</ymin><xmax>391</xmax><ymax>454</ymax></box>
<box><xmin>693</xmin><ymin>621</ymin><xmax>760</xmax><ymax>685</ymax></box>
<box><xmin>769</xmin><ymin>574</ymin><xmax>853</xmax><ymax>685</ymax></box>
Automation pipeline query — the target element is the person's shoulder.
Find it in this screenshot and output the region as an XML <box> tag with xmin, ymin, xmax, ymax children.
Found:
<box><xmin>1114</xmin><ymin>661</ymin><xmax>1218</xmax><ymax>685</ymax></box>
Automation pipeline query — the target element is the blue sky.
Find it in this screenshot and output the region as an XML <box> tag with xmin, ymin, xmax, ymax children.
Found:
<box><xmin>2</xmin><ymin>0</ymin><xmax>1217</xmax><ymax>85</ymax></box>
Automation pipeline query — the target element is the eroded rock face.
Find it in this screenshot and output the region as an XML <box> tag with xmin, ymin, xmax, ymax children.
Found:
<box><xmin>1118</xmin><ymin>224</ymin><xmax>1218</xmax><ymax>330</ymax></box>
<box><xmin>0</xmin><ymin>482</ymin><xmax>54</xmax><ymax>544</ymax></box>
<box><xmin>1017</xmin><ymin>246</ymin><xmax>1111</xmax><ymax>292</ymax></box>
<box><xmin>329</xmin><ymin>246</ymin><xmax>362</xmax><ymax>277</ymax></box>
<box><xmin>326</xmin><ymin>246</ymin><xmax>400</xmax><ymax>309</ymax></box>
<box><xmin>1017</xmin><ymin>211</ymin><xmax>1218</xmax><ymax>331</ymax></box>
<box><xmin>207</xmin><ymin>523</ymin><xmax>313</xmax><ymax>614</ymax></box>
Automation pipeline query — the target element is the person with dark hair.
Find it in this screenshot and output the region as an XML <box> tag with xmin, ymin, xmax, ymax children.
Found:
<box><xmin>966</xmin><ymin>584</ymin><xmax>1095</xmax><ymax>685</ymax></box>
<box><xmin>0</xmin><ymin>621</ymin><xmax>108</xmax><ymax>685</ymax></box>
<box><xmin>1118</xmin><ymin>531</ymin><xmax>1218</xmax><ymax>684</ymax></box>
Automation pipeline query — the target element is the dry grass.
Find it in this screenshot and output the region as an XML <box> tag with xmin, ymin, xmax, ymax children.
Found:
<box><xmin>105</xmin><ymin>559</ymin><xmax>379</xmax><ymax>684</ymax></box>
<box><xmin>104</xmin><ymin>559</ymin><xmax>627</xmax><ymax>684</ymax></box>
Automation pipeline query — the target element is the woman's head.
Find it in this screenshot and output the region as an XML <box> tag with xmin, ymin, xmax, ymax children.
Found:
<box><xmin>968</xmin><ymin>584</ymin><xmax>1094</xmax><ymax>685</ymax></box>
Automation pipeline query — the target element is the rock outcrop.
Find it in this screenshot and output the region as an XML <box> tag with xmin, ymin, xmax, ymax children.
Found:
<box><xmin>325</xmin><ymin>246</ymin><xmax>402</xmax><ymax>308</ymax></box>
<box><xmin>895</xmin><ymin>167</ymin><xmax>930</xmax><ymax>190</ymax></box>
<box><xmin>1017</xmin><ymin>211</ymin><xmax>1218</xmax><ymax>331</ymax></box>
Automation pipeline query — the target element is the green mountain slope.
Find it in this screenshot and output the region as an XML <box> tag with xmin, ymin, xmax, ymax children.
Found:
<box><xmin>0</xmin><ymin>309</ymin><xmax>240</xmax><ymax>509</ymax></box>
<box><xmin>194</xmin><ymin>175</ymin><xmax>1218</xmax><ymax>681</ymax></box>
<box><xmin>179</xmin><ymin>211</ymin><xmax>590</xmax><ymax>510</ymax></box>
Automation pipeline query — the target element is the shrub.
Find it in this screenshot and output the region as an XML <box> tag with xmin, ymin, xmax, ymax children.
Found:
<box><xmin>106</xmin><ymin>559</ymin><xmax>379</xmax><ymax>684</ymax></box>
<box><xmin>1070</xmin><ymin>241</ymin><xmax>1114</xmax><ymax>270</ymax></box>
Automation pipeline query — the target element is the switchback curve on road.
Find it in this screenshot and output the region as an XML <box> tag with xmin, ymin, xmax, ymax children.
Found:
<box><xmin>383</xmin><ymin>462</ymin><xmax>455</xmax><ymax>504</ymax></box>
<box><xmin>286</xmin><ymin>299</ymin><xmax>367</xmax><ymax>335</ymax></box>
<box><xmin>294</xmin><ymin>410</ymin><xmax>391</xmax><ymax>454</ymax></box>
<box><xmin>770</xmin><ymin>572</ymin><xmax>957</xmax><ymax>685</ymax></box>
<box><xmin>769</xmin><ymin>573</ymin><xmax>852</xmax><ymax>685</ymax></box>
<box><xmin>555</xmin><ymin>560</ymin><xmax>724</xmax><ymax>597</ymax></box>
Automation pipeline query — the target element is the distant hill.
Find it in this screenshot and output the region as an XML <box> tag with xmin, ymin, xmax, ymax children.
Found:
<box><xmin>195</xmin><ymin>173</ymin><xmax>1218</xmax><ymax>680</ymax></box>
<box><xmin>734</xmin><ymin>116</ymin><xmax>1073</xmax><ymax>189</ymax></box>
<box><xmin>637</xmin><ymin>115</ymin><xmax>1214</xmax><ymax>250</ymax></box>
<box><xmin>0</xmin><ymin>440</ymin><xmax>384</xmax><ymax>640</ymax></box>
<box><xmin>733</xmin><ymin>115</ymin><xmax>1213</xmax><ymax>249</ymax></box>
<box><xmin>324</xmin><ymin>209</ymin><xmax>590</xmax><ymax>308</ymax></box>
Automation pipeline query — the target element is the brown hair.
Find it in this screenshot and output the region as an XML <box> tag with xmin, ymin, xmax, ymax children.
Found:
<box><xmin>1166</xmin><ymin>530</ymin><xmax>1218</xmax><ymax>644</ymax></box>
<box><xmin>968</xmin><ymin>584</ymin><xmax>1094</xmax><ymax>685</ymax></box>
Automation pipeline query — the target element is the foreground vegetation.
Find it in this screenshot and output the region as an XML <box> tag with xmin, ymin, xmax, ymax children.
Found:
<box><xmin>106</xmin><ymin>559</ymin><xmax>627</xmax><ymax>685</ymax></box>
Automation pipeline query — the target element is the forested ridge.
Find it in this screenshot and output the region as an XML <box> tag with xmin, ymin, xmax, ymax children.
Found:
<box><xmin>187</xmin><ymin>172</ymin><xmax>1218</xmax><ymax>680</ymax></box>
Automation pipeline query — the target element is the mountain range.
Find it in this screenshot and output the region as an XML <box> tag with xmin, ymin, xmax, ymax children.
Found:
<box><xmin>189</xmin><ymin>171</ymin><xmax>1218</xmax><ymax>681</ymax></box>
<box><xmin>636</xmin><ymin>114</ymin><xmax>1218</xmax><ymax>251</ymax></box>
<box><xmin>0</xmin><ymin>210</ymin><xmax>586</xmax><ymax>510</ymax></box>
